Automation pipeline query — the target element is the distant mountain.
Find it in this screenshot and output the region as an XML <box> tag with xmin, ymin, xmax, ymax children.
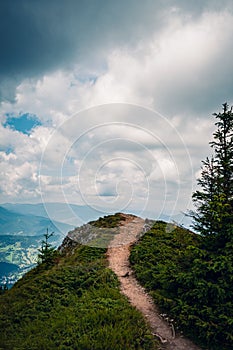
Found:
<box><xmin>2</xmin><ymin>202</ymin><xmax>192</xmax><ymax>228</ymax></box>
<box><xmin>0</xmin><ymin>206</ymin><xmax>74</xmax><ymax>286</ymax></box>
<box><xmin>0</xmin><ymin>203</ymin><xmax>103</xmax><ymax>286</ymax></box>
<box><xmin>0</xmin><ymin>233</ymin><xmax>62</xmax><ymax>287</ymax></box>
<box><xmin>2</xmin><ymin>202</ymin><xmax>104</xmax><ymax>227</ymax></box>
<box><xmin>0</xmin><ymin>206</ymin><xmax>73</xmax><ymax>236</ymax></box>
<box><xmin>138</xmin><ymin>209</ymin><xmax>192</xmax><ymax>228</ymax></box>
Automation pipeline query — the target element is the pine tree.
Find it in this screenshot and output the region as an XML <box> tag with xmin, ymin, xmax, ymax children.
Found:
<box><xmin>38</xmin><ymin>229</ymin><xmax>56</xmax><ymax>265</ymax></box>
<box><xmin>191</xmin><ymin>103</ymin><xmax>233</xmax><ymax>249</ymax></box>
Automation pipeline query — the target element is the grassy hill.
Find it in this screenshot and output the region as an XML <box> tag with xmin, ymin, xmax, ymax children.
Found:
<box><xmin>0</xmin><ymin>215</ymin><xmax>158</xmax><ymax>350</ymax></box>
<box><xmin>1</xmin><ymin>215</ymin><xmax>232</xmax><ymax>350</ymax></box>
<box><xmin>130</xmin><ymin>221</ymin><xmax>233</xmax><ymax>350</ymax></box>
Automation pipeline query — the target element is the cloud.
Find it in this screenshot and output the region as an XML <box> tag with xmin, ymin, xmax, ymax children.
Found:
<box><xmin>1</xmin><ymin>2</ymin><xmax>233</xmax><ymax>220</ymax></box>
<box><xmin>88</xmin><ymin>10</ymin><xmax>233</xmax><ymax>115</ymax></box>
<box><xmin>32</xmin><ymin>103</ymin><xmax>196</xmax><ymax>218</ymax></box>
<box><xmin>1</xmin><ymin>0</ymin><xmax>233</xmax><ymax>102</ymax></box>
<box><xmin>0</xmin><ymin>0</ymin><xmax>165</xmax><ymax>102</ymax></box>
<box><xmin>2</xmin><ymin>5</ymin><xmax>233</xmax><ymax>116</ymax></box>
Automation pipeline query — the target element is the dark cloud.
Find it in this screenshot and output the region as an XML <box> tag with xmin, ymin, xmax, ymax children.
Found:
<box><xmin>0</xmin><ymin>0</ymin><xmax>162</xmax><ymax>101</ymax></box>
<box><xmin>1</xmin><ymin>0</ymin><xmax>233</xmax><ymax>102</ymax></box>
<box><xmin>167</xmin><ymin>0</ymin><xmax>233</xmax><ymax>15</ymax></box>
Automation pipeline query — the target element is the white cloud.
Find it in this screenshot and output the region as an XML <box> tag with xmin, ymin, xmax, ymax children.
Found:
<box><xmin>0</xmin><ymin>9</ymin><xmax>232</xmax><ymax>219</ymax></box>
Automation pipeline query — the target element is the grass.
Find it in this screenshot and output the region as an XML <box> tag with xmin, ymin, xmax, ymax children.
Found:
<box><xmin>89</xmin><ymin>213</ymin><xmax>128</xmax><ymax>228</ymax></box>
<box><xmin>0</xmin><ymin>239</ymin><xmax>158</xmax><ymax>350</ymax></box>
<box><xmin>130</xmin><ymin>221</ymin><xmax>233</xmax><ymax>350</ymax></box>
<box><xmin>87</xmin><ymin>213</ymin><xmax>133</xmax><ymax>247</ymax></box>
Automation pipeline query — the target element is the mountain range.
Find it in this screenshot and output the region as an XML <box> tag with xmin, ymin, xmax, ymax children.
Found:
<box><xmin>0</xmin><ymin>205</ymin><xmax>73</xmax><ymax>236</ymax></box>
<box><xmin>0</xmin><ymin>205</ymin><xmax>75</xmax><ymax>287</ymax></box>
<box><xmin>2</xmin><ymin>202</ymin><xmax>106</xmax><ymax>227</ymax></box>
<box><xmin>0</xmin><ymin>202</ymin><xmax>191</xmax><ymax>288</ymax></box>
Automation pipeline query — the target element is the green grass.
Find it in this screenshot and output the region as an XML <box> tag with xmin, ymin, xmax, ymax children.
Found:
<box><xmin>87</xmin><ymin>213</ymin><xmax>132</xmax><ymax>247</ymax></box>
<box><xmin>0</xmin><ymin>243</ymin><xmax>157</xmax><ymax>350</ymax></box>
<box><xmin>130</xmin><ymin>221</ymin><xmax>233</xmax><ymax>350</ymax></box>
<box><xmin>89</xmin><ymin>213</ymin><xmax>128</xmax><ymax>228</ymax></box>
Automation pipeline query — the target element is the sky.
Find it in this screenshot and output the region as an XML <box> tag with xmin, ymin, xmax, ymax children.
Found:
<box><xmin>1</xmin><ymin>0</ymin><xmax>233</xmax><ymax>223</ymax></box>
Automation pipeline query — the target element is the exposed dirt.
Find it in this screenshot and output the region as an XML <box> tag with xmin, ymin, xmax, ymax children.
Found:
<box><xmin>107</xmin><ymin>215</ymin><xmax>202</xmax><ymax>350</ymax></box>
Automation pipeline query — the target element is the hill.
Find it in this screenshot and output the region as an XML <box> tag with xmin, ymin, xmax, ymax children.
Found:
<box><xmin>0</xmin><ymin>214</ymin><xmax>232</xmax><ymax>349</ymax></box>
<box><xmin>0</xmin><ymin>214</ymin><xmax>158</xmax><ymax>350</ymax></box>
<box><xmin>130</xmin><ymin>221</ymin><xmax>233</xmax><ymax>349</ymax></box>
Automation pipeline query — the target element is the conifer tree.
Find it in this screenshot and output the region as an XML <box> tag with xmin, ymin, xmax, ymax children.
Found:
<box><xmin>38</xmin><ymin>229</ymin><xmax>56</xmax><ymax>265</ymax></box>
<box><xmin>192</xmin><ymin>103</ymin><xmax>233</xmax><ymax>249</ymax></box>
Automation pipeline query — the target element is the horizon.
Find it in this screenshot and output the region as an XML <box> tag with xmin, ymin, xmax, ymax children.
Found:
<box><xmin>0</xmin><ymin>201</ymin><xmax>192</xmax><ymax>231</ymax></box>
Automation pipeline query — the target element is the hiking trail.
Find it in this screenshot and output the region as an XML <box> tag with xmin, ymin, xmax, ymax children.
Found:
<box><xmin>107</xmin><ymin>214</ymin><xmax>202</xmax><ymax>350</ymax></box>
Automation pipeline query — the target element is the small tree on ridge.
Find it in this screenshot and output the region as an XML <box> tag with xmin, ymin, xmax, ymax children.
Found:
<box><xmin>38</xmin><ymin>229</ymin><xmax>56</xmax><ymax>265</ymax></box>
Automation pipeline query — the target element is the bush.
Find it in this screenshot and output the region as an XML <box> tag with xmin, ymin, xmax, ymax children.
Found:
<box><xmin>130</xmin><ymin>221</ymin><xmax>233</xmax><ymax>349</ymax></box>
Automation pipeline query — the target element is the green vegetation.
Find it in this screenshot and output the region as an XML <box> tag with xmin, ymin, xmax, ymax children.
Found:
<box><xmin>130</xmin><ymin>221</ymin><xmax>233</xmax><ymax>349</ymax></box>
<box><xmin>0</xmin><ymin>233</ymin><xmax>62</xmax><ymax>286</ymax></box>
<box><xmin>66</xmin><ymin>213</ymin><xmax>130</xmax><ymax>248</ymax></box>
<box><xmin>191</xmin><ymin>103</ymin><xmax>233</xmax><ymax>250</ymax></box>
<box><xmin>130</xmin><ymin>104</ymin><xmax>233</xmax><ymax>349</ymax></box>
<box><xmin>0</xmin><ymin>241</ymin><xmax>157</xmax><ymax>350</ymax></box>
<box><xmin>37</xmin><ymin>229</ymin><xmax>57</xmax><ymax>266</ymax></box>
<box><xmin>90</xmin><ymin>212</ymin><xmax>129</xmax><ymax>228</ymax></box>
<box><xmin>0</xmin><ymin>235</ymin><xmax>42</xmax><ymax>266</ymax></box>
<box><xmin>87</xmin><ymin>213</ymin><xmax>132</xmax><ymax>247</ymax></box>
<box><xmin>1</xmin><ymin>104</ymin><xmax>232</xmax><ymax>349</ymax></box>
<box><xmin>0</xmin><ymin>284</ymin><xmax>8</xmax><ymax>295</ymax></box>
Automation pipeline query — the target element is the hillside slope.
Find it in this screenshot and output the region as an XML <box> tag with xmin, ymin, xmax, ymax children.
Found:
<box><xmin>0</xmin><ymin>214</ymin><xmax>158</xmax><ymax>350</ymax></box>
<box><xmin>130</xmin><ymin>221</ymin><xmax>233</xmax><ymax>350</ymax></box>
<box><xmin>1</xmin><ymin>214</ymin><xmax>231</xmax><ymax>350</ymax></box>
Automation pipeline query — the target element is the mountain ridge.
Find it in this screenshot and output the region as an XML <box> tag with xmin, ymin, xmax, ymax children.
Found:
<box><xmin>0</xmin><ymin>213</ymin><xmax>158</xmax><ymax>349</ymax></box>
<box><xmin>0</xmin><ymin>213</ymin><xmax>231</xmax><ymax>349</ymax></box>
<box><xmin>0</xmin><ymin>206</ymin><xmax>73</xmax><ymax>236</ymax></box>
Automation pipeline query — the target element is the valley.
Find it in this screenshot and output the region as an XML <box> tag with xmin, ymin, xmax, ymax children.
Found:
<box><xmin>0</xmin><ymin>205</ymin><xmax>72</xmax><ymax>287</ymax></box>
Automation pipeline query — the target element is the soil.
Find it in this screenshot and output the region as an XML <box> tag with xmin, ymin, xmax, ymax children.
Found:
<box><xmin>107</xmin><ymin>215</ymin><xmax>203</xmax><ymax>350</ymax></box>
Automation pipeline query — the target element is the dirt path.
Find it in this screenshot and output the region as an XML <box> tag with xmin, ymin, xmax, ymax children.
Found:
<box><xmin>107</xmin><ymin>215</ymin><xmax>202</xmax><ymax>350</ymax></box>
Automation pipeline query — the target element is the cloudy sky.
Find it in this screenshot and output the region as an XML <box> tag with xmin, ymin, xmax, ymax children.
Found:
<box><xmin>1</xmin><ymin>0</ymin><xmax>233</xmax><ymax>223</ymax></box>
